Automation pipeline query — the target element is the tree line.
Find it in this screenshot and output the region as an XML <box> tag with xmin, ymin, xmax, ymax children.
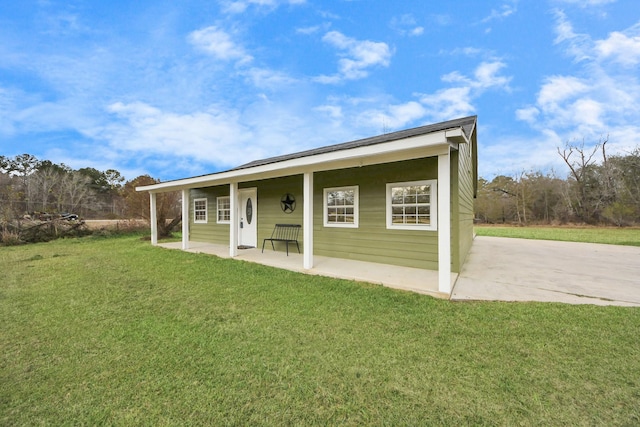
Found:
<box><xmin>476</xmin><ymin>139</ymin><xmax>640</xmax><ymax>226</ymax></box>
<box><xmin>0</xmin><ymin>154</ymin><xmax>180</xmax><ymax>235</ymax></box>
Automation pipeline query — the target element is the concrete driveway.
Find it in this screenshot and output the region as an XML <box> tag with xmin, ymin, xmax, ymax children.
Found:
<box><xmin>451</xmin><ymin>236</ymin><xmax>640</xmax><ymax>306</ymax></box>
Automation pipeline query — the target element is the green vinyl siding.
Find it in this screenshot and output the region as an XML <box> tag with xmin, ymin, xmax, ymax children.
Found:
<box><xmin>241</xmin><ymin>176</ymin><xmax>304</xmax><ymax>253</ymax></box>
<box><xmin>447</xmin><ymin>137</ymin><xmax>476</xmax><ymax>274</ymax></box>
<box><xmin>451</xmin><ymin>150</ymin><xmax>460</xmax><ymax>273</ymax></box>
<box><xmin>454</xmin><ymin>138</ymin><xmax>476</xmax><ymax>272</ymax></box>
<box><xmin>186</xmin><ymin>141</ymin><xmax>476</xmax><ymax>272</ymax></box>
<box><xmin>189</xmin><ymin>186</ymin><xmax>230</xmax><ymax>244</ymax></box>
<box><xmin>314</xmin><ymin>157</ymin><xmax>439</xmax><ymax>270</ymax></box>
<box><xmin>189</xmin><ymin>178</ymin><xmax>304</xmax><ymax>252</ymax></box>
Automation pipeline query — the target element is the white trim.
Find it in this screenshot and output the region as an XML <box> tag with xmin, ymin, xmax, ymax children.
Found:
<box><xmin>303</xmin><ymin>172</ymin><xmax>314</xmax><ymax>269</ymax></box>
<box><xmin>216</xmin><ymin>196</ymin><xmax>231</xmax><ymax>224</ymax></box>
<box><xmin>229</xmin><ymin>183</ymin><xmax>238</xmax><ymax>257</ymax></box>
<box><xmin>438</xmin><ymin>151</ymin><xmax>451</xmax><ymax>294</ymax></box>
<box><xmin>150</xmin><ymin>193</ymin><xmax>158</xmax><ymax>246</ymax></box>
<box><xmin>386</xmin><ymin>179</ymin><xmax>437</xmax><ymax>231</ymax></box>
<box><xmin>135</xmin><ymin>132</ymin><xmax>450</xmax><ymax>193</ymax></box>
<box><xmin>445</xmin><ymin>127</ymin><xmax>470</xmax><ymax>144</ymax></box>
<box><xmin>193</xmin><ymin>198</ymin><xmax>208</xmax><ymax>224</ymax></box>
<box><xmin>323</xmin><ymin>185</ymin><xmax>359</xmax><ymax>228</ymax></box>
<box><xmin>181</xmin><ymin>189</ymin><xmax>189</xmax><ymax>250</ymax></box>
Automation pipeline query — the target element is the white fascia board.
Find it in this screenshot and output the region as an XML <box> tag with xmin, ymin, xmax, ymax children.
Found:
<box><xmin>445</xmin><ymin>128</ymin><xmax>470</xmax><ymax>145</ymax></box>
<box><xmin>136</xmin><ymin>130</ymin><xmax>450</xmax><ymax>193</ymax></box>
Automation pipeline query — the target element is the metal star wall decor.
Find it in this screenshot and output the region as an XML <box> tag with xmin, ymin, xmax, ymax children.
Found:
<box><xmin>280</xmin><ymin>193</ymin><xmax>296</xmax><ymax>213</ymax></box>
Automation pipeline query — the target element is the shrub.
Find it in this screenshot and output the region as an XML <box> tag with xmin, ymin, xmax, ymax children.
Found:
<box><xmin>0</xmin><ymin>227</ymin><xmax>22</xmax><ymax>246</ymax></box>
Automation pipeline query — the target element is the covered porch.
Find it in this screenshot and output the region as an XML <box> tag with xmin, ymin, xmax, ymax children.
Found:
<box><xmin>158</xmin><ymin>240</ymin><xmax>455</xmax><ymax>299</ymax></box>
<box><xmin>138</xmin><ymin>116</ymin><xmax>479</xmax><ymax>296</ymax></box>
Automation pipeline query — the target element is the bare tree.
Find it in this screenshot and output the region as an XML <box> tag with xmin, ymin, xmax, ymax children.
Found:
<box><xmin>122</xmin><ymin>175</ymin><xmax>181</xmax><ymax>237</ymax></box>
<box><xmin>557</xmin><ymin>137</ymin><xmax>609</xmax><ymax>223</ymax></box>
<box><xmin>30</xmin><ymin>167</ymin><xmax>64</xmax><ymax>211</ymax></box>
<box><xmin>57</xmin><ymin>171</ymin><xmax>95</xmax><ymax>214</ymax></box>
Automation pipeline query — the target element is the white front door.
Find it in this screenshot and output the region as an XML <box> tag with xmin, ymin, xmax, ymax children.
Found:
<box><xmin>238</xmin><ymin>188</ymin><xmax>257</xmax><ymax>248</ymax></box>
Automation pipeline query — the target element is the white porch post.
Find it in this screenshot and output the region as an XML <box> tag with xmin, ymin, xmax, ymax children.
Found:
<box><xmin>438</xmin><ymin>150</ymin><xmax>452</xmax><ymax>294</ymax></box>
<box><xmin>229</xmin><ymin>182</ymin><xmax>238</xmax><ymax>257</ymax></box>
<box><xmin>181</xmin><ymin>189</ymin><xmax>189</xmax><ymax>250</ymax></box>
<box><xmin>303</xmin><ymin>172</ymin><xmax>314</xmax><ymax>269</ymax></box>
<box><xmin>150</xmin><ymin>192</ymin><xmax>158</xmax><ymax>246</ymax></box>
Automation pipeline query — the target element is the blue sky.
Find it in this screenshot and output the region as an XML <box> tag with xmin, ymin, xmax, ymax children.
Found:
<box><xmin>1</xmin><ymin>0</ymin><xmax>639</xmax><ymax>182</ymax></box>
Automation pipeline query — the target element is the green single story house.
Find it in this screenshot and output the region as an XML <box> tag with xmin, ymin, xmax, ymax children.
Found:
<box><xmin>136</xmin><ymin>115</ymin><xmax>478</xmax><ymax>295</ymax></box>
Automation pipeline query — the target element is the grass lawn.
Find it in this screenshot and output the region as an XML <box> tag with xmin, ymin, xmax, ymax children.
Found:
<box><xmin>475</xmin><ymin>225</ymin><xmax>640</xmax><ymax>246</ymax></box>
<box><xmin>2</xmin><ymin>234</ymin><xmax>639</xmax><ymax>425</ymax></box>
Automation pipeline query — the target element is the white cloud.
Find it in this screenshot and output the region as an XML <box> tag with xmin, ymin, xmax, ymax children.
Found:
<box><xmin>0</xmin><ymin>87</ymin><xmax>19</xmax><ymax>136</ymax></box>
<box><xmin>478</xmin><ymin>130</ymin><xmax>569</xmax><ymax>179</ymax></box>
<box><xmin>241</xmin><ymin>68</ymin><xmax>298</xmax><ymax>90</ymax></box>
<box><xmin>481</xmin><ymin>2</ymin><xmax>517</xmax><ymax>24</ymax></box>
<box><xmin>552</xmin><ymin>10</ymin><xmax>594</xmax><ymax>62</ymax></box>
<box><xmin>357</xmin><ymin>101</ymin><xmax>427</xmax><ymax>130</ymax></box>
<box><xmin>537</xmin><ymin>75</ymin><xmax>589</xmax><ymax>108</ymax></box>
<box><xmin>188</xmin><ymin>26</ymin><xmax>253</xmax><ymax>64</ymax></box>
<box><xmin>515</xmin><ymin>106</ymin><xmax>539</xmax><ymax>123</ymax></box>
<box><xmin>419</xmin><ymin>87</ymin><xmax>475</xmax><ymax>122</ymax></box>
<box><xmin>296</xmin><ymin>25</ymin><xmax>321</xmax><ymax>35</ymax></box>
<box><xmin>473</xmin><ymin>61</ymin><xmax>512</xmax><ymax>90</ymax></box>
<box><xmin>520</xmin><ymin>74</ymin><xmax>611</xmax><ymax>135</ymax></box>
<box><xmin>388</xmin><ymin>101</ymin><xmax>427</xmax><ymax>124</ymax></box>
<box><xmin>521</xmin><ymin>69</ymin><xmax>639</xmax><ymax>140</ymax></box>
<box><xmin>430</xmin><ymin>14</ymin><xmax>452</xmax><ymax>26</ymax></box>
<box><xmin>595</xmin><ymin>24</ymin><xmax>640</xmax><ymax>66</ymax></box>
<box><xmin>423</xmin><ymin>61</ymin><xmax>510</xmax><ymax>121</ymax></box>
<box><xmin>101</xmin><ymin>97</ymin><xmax>359</xmax><ymax>177</ymax></box>
<box><xmin>573</xmin><ymin>98</ymin><xmax>604</xmax><ymax>128</ymax></box>
<box><xmin>43</xmin><ymin>12</ymin><xmax>90</xmax><ymax>36</ymax></box>
<box><xmin>315</xmin><ymin>104</ymin><xmax>343</xmax><ymax>120</ymax></box>
<box><xmin>316</xmin><ymin>31</ymin><xmax>392</xmax><ymax>83</ymax></box>
<box><xmin>445</xmin><ymin>47</ymin><xmax>486</xmax><ymax>57</ymax></box>
<box><xmin>105</xmin><ymin>101</ymin><xmax>253</xmax><ymax>167</ymax></box>
<box><xmin>390</xmin><ymin>14</ymin><xmax>424</xmax><ymax>37</ymax></box>
<box><xmin>516</xmin><ymin>14</ymin><xmax>640</xmax><ymax>157</ymax></box>
<box><xmin>221</xmin><ymin>0</ymin><xmax>305</xmax><ymax>14</ymax></box>
<box><xmin>441</xmin><ymin>61</ymin><xmax>511</xmax><ymax>92</ymax></box>
<box><xmin>348</xmin><ymin>60</ymin><xmax>511</xmax><ymax>130</ymax></box>
<box><xmin>553</xmin><ymin>0</ymin><xmax>616</xmax><ymax>6</ymax></box>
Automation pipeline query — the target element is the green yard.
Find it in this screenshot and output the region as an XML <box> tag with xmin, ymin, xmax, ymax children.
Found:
<box><xmin>2</xmin><ymin>234</ymin><xmax>639</xmax><ymax>425</ymax></box>
<box><xmin>475</xmin><ymin>225</ymin><xmax>640</xmax><ymax>246</ymax></box>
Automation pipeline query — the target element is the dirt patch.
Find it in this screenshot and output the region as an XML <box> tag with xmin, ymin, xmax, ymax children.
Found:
<box><xmin>84</xmin><ymin>219</ymin><xmax>148</xmax><ymax>230</ymax></box>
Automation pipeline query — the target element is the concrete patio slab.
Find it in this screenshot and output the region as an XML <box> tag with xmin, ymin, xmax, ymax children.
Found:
<box><xmin>159</xmin><ymin>237</ymin><xmax>640</xmax><ymax>306</ymax></box>
<box><xmin>451</xmin><ymin>236</ymin><xmax>640</xmax><ymax>306</ymax></box>
<box><xmin>158</xmin><ymin>241</ymin><xmax>450</xmax><ymax>299</ymax></box>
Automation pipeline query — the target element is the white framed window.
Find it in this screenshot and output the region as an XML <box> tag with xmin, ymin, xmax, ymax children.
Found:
<box><xmin>216</xmin><ymin>196</ymin><xmax>230</xmax><ymax>224</ymax></box>
<box><xmin>194</xmin><ymin>198</ymin><xmax>208</xmax><ymax>224</ymax></box>
<box><xmin>323</xmin><ymin>186</ymin><xmax>359</xmax><ymax>228</ymax></box>
<box><xmin>386</xmin><ymin>180</ymin><xmax>437</xmax><ymax>231</ymax></box>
